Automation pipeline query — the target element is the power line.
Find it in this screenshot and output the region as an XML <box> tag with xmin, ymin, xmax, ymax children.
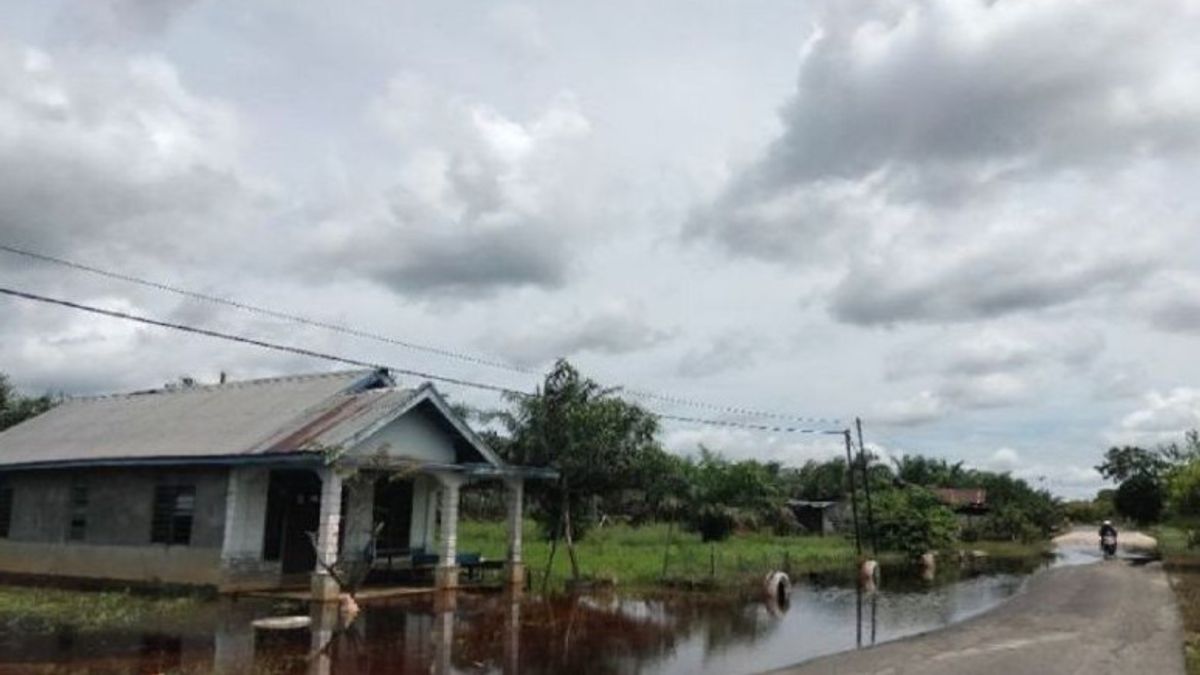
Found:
<box><xmin>0</xmin><ymin>243</ymin><xmax>839</xmax><ymax>426</ymax></box>
<box><xmin>0</xmin><ymin>243</ymin><xmax>530</xmax><ymax>374</ymax></box>
<box><xmin>0</xmin><ymin>285</ymin><xmax>844</xmax><ymax>435</ymax></box>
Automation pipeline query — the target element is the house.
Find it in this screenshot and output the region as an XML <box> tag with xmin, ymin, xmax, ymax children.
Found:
<box><xmin>932</xmin><ymin>488</ymin><xmax>989</xmax><ymax>527</ymax></box>
<box><xmin>787</xmin><ymin>499</ymin><xmax>849</xmax><ymax>536</ymax></box>
<box><xmin>0</xmin><ymin>369</ymin><xmax>551</xmax><ymax>598</ymax></box>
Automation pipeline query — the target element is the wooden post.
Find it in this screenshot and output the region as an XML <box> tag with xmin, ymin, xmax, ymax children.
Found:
<box><xmin>844</xmin><ymin>430</ymin><xmax>862</xmax><ymax>557</ymax></box>
<box><xmin>857</xmin><ymin>418</ymin><xmax>878</xmax><ymax>557</ymax></box>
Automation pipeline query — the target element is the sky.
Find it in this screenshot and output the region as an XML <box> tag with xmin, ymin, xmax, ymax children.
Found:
<box><xmin>2</xmin><ymin>0</ymin><xmax>1200</xmax><ymax>498</ymax></box>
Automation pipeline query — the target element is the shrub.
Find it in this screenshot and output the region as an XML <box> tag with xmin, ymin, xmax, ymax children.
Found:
<box><xmin>1168</xmin><ymin>460</ymin><xmax>1200</xmax><ymax>517</ymax></box>
<box><xmin>871</xmin><ymin>487</ymin><xmax>959</xmax><ymax>557</ymax></box>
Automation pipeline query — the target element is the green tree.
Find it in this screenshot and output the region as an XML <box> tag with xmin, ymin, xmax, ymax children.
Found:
<box><xmin>1096</xmin><ymin>446</ymin><xmax>1169</xmax><ymax>483</ymax></box>
<box><xmin>1115</xmin><ymin>473</ymin><xmax>1165</xmax><ymax>524</ymax></box>
<box><xmin>490</xmin><ymin>359</ymin><xmax>663</xmax><ymax>579</ymax></box>
<box><xmin>679</xmin><ymin>448</ymin><xmax>787</xmax><ymax>541</ymax></box>
<box><xmin>0</xmin><ymin>374</ymin><xmax>56</xmax><ymax>432</ymax></box>
<box><xmin>1167</xmin><ymin>460</ymin><xmax>1200</xmax><ymax>518</ymax></box>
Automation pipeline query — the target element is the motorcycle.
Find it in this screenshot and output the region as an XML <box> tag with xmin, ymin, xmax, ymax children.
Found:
<box><xmin>1100</xmin><ymin>533</ymin><xmax>1118</xmax><ymax>559</ymax></box>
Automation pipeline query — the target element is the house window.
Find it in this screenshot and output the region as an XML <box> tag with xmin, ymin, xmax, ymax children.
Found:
<box><xmin>68</xmin><ymin>482</ymin><xmax>89</xmax><ymax>541</ymax></box>
<box><xmin>150</xmin><ymin>485</ymin><xmax>195</xmax><ymax>545</ymax></box>
<box><xmin>0</xmin><ymin>486</ymin><xmax>12</xmax><ymax>539</ymax></box>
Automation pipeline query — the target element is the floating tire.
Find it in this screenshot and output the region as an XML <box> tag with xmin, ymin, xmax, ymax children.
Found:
<box><xmin>764</xmin><ymin>571</ymin><xmax>791</xmax><ymax>604</ymax></box>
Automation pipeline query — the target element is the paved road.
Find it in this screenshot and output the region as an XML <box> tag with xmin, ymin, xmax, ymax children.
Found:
<box><xmin>771</xmin><ymin>556</ymin><xmax>1184</xmax><ymax>675</ymax></box>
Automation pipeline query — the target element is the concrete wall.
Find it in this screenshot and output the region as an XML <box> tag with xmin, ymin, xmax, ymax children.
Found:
<box><xmin>0</xmin><ymin>467</ymin><xmax>230</xmax><ymax>586</ymax></box>
<box><xmin>355</xmin><ymin>405</ymin><xmax>457</xmax><ymax>464</ymax></box>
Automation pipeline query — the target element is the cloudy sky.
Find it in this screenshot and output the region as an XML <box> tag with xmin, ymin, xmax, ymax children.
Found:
<box><xmin>3</xmin><ymin>0</ymin><xmax>1200</xmax><ymax>497</ymax></box>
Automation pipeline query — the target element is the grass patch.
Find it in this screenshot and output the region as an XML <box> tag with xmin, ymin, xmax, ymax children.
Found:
<box><xmin>1154</xmin><ymin>523</ymin><xmax>1200</xmax><ymax>675</ymax></box>
<box><xmin>459</xmin><ymin>520</ymin><xmax>1047</xmax><ymax>591</ymax></box>
<box><xmin>459</xmin><ymin>519</ymin><xmax>864</xmax><ymax>589</ymax></box>
<box><xmin>0</xmin><ymin>585</ymin><xmax>208</xmax><ymax>633</ymax></box>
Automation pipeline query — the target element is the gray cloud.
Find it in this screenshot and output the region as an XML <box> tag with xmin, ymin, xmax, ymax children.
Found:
<box><xmin>689</xmin><ymin>0</ymin><xmax>1200</xmax><ymax>325</ymax></box>
<box><xmin>0</xmin><ymin>43</ymin><xmax>270</xmax><ymax>271</ymax></box>
<box><xmin>675</xmin><ymin>332</ymin><xmax>762</xmax><ymax>379</ymax></box>
<box><xmin>303</xmin><ymin>77</ymin><xmax>594</xmax><ymax>299</ymax></box>
<box><xmin>487</xmin><ymin>301</ymin><xmax>673</xmax><ymax>368</ymax></box>
<box><xmin>877</xmin><ymin>324</ymin><xmax>1105</xmax><ymax>424</ymax></box>
<box><xmin>49</xmin><ymin>0</ymin><xmax>198</xmax><ymax>46</ymax></box>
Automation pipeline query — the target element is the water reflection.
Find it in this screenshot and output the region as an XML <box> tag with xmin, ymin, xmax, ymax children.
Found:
<box><xmin>0</xmin><ymin>555</ymin><xmax>1063</xmax><ymax>674</ymax></box>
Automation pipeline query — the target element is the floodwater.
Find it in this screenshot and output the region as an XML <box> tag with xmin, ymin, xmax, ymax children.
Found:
<box><xmin>0</xmin><ymin>554</ymin><xmax>1069</xmax><ymax>674</ymax></box>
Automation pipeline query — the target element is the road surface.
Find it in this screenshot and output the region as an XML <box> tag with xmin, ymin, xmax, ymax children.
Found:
<box><xmin>772</xmin><ymin>534</ymin><xmax>1184</xmax><ymax>675</ymax></box>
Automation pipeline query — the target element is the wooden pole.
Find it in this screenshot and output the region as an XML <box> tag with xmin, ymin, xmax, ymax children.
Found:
<box><xmin>843</xmin><ymin>430</ymin><xmax>862</xmax><ymax>557</ymax></box>
<box><xmin>857</xmin><ymin>418</ymin><xmax>878</xmax><ymax>557</ymax></box>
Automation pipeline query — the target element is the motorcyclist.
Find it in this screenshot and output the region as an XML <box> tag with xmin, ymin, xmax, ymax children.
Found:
<box><xmin>1099</xmin><ymin>520</ymin><xmax>1118</xmax><ymax>557</ymax></box>
<box><xmin>1099</xmin><ymin>520</ymin><xmax>1118</xmax><ymax>540</ymax></box>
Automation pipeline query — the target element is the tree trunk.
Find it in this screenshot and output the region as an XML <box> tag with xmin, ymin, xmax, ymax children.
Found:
<box><xmin>542</xmin><ymin>515</ymin><xmax>561</xmax><ymax>593</ymax></box>
<box><xmin>563</xmin><ymin>492</ymin><xmax>581</xmax><ymax>580</ymax></box>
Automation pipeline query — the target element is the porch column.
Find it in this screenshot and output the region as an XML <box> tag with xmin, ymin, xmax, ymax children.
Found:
<box><xmin>342</xmin><ymin>476</ymin><xmax>376</xmax><ymax>564</ymax></box>
<box><xmin>433</xmin><ymin>472</ymin><xmax>465</xmax><ymax>590</ymax></box>
<box><xmin>312</xmin><ymin>466</ymin><xmax>344</xmax><ymax>602</ymax></box>
<box><xmin>504</xmin><ymin>477</ymin><xmax>525</xmax><ymax>588</ymax></box>
<box><xmin>219</xmin><ymin>467</ymin><xmax>270</xmax><ymax>591</ymax></box>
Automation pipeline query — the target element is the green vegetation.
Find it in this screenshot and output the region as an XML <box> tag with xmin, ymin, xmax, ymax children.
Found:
<box><xmin>465</xmin><ymin>358</ymin><xmax>1065</xmax><ymax>586</ymax></box>
<box><xmin>1155</xmin><ymin>523</ymin><xmax>1200</xmax><ymax>675</ymax></box>
<box><xmin>871</xmin><ymin>487</ymin><xmax>959</xmax><ymax>556</ymax></box>
<box><xmin>0</xmin><ymin>585</ymin><xmax>206</xmax><ymax>633</ymax></box>
<box><xmin>0</xmin><ymin>374</ymin><xmax>56</xmax><ymax>432</ymax></box>
<box><xmin>460</xmin><ymin>519</ymin><xmax>875</xmax><ymax>589</ymax></box>
<box><xmin>1095</xmin><ymin>432</ymin><xmax>1200</xmax><ymax>526</ymax></box>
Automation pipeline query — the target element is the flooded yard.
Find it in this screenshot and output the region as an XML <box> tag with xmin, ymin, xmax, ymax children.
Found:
<box><xmin>0</xmin><ymin>555</ymin><xmax>1062</xmax><ymax>674</ymax></box>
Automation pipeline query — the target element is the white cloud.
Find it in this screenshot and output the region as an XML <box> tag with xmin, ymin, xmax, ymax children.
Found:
<box><xmin>1109</xmin><ymin>388</ymin><xmax>1200</xmax><ymax>447</ymax></box>
<box><xmin>690</xmin><ymin>0</ymin><xmax>1200</xmax><ymax>328</ymax></box>
<box><xmin>662</xmin><ymin>425</ymin><xmax>845</xmax><ymax>466</ymax></box>
<box><xmin>874</xmin><ymin>390</ymin><xmax>946</xmax><ymax>427</ymax></box>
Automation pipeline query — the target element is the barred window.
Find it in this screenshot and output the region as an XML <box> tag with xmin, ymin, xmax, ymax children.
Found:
<box><xmin>150</xmin><ymin>485</ymin><xmax>195</xmax><ymax>545</ymax></box>
<box><xmin>0</xmin><ymin>487</ymin><xmax>12</xmax><ymax>539</ymax></box>
<box><xmin>68</xmin><ymin>482</ymin><xmax>88</xmax><ymax>541</ymax></box>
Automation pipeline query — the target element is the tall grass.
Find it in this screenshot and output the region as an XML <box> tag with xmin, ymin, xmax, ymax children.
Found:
<box><xmin>459</xmin><ymin>519</ymin><xmax>865</xmax><ymax>589</ymax></box>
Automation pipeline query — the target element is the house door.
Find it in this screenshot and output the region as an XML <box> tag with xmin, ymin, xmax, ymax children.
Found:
<box><xmin>264</xmin><ymin>470</ymin><xmax>323</xmax><ymax>575</ymax></box>
<box><xmin>374</xmin><ymin>478</ymin><xmax>414</xmax><ymax>552</ymax></box>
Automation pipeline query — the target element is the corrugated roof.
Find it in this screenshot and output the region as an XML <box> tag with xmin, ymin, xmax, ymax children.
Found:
<box><xmin>0</xmin><ymin>370</ymin><xmax>406</xmax><ymax>467</ymax></box>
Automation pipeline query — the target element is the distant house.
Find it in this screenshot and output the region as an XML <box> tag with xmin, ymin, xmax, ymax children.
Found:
<box><xmin>932</xmin><ymin>488</ymin><xmax>988</xmax><ymax>526</ymax></box>
<box><xmin>787</xmin><ymin>499</ymin><xmax>849</xmax><ymax>536</ymax></box>
<box><xmin>0</xmin><ymin>369</ymin><xmax>549</xmax><ymax>597</ymax></box>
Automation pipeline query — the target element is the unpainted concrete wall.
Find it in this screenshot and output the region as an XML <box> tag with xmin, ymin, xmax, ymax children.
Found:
<box><xmin>0</xmin><ymin>467</ymin><xmax>229</xmax><ymax>586</ymax></box>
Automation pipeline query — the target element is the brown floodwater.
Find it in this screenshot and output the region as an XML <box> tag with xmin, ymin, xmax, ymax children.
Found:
<box><xmin>0</xmin><ymin>555</ymin><xmax>1065</xmax><ymax>674</ymax></box>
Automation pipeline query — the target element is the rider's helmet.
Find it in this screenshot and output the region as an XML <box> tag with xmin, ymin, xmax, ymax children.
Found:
<box><xmin>1103</xmin><ymin>520</ymin><xmax>1112</xmax><ymax>526</ymax></box>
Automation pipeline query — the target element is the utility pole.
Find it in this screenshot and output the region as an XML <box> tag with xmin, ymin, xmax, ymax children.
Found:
<box><xmin>843</xmin><ymin>429</ymin><xmax>862</xmax><ymax>557</ymax></box>
<box><xmin>857</xmin><ymin>418</ymin><xmax>878</xmax><ymax>557</ymax></box>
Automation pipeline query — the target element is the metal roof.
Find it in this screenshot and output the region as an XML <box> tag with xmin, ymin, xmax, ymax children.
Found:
<box><xmin>0</xmin><ymin>369</ymin><xmax>501</xmax><ymax>470</ymax></box>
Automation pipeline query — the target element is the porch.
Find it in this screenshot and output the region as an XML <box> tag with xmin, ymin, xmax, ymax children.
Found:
<box><xmin>220</xmin><ymin>461</ymin><xmax>551</xmax><ymax>600</ymax></box>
